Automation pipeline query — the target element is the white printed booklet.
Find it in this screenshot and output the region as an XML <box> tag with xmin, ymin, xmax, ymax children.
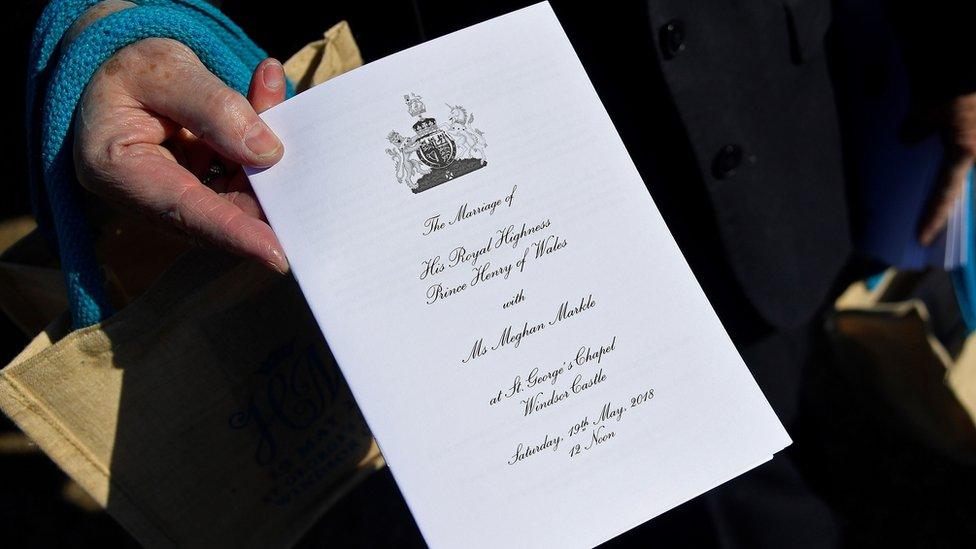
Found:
<box><xmin>247</xmin><ymin>3</ymin><xmax>791</xmax><ymax>547</ymax></box>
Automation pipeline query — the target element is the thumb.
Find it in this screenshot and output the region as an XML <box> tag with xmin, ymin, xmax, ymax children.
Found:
<box><xmin>248</xmin><ymin>58</ymin><xmax>288</xmax><ymax>113</ymax></box>
<box><xmin>130</xmin><ymin>40</ymin><xmax>284</xmax><ymax>167</ymax></box>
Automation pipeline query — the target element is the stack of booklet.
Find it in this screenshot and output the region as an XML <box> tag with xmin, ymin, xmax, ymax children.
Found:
<box><xmin>247</xmin><ymin>3</ymin><xmax>790</xmax><ymax>547</ymax></box>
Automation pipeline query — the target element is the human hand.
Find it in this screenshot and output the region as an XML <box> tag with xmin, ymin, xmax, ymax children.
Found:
<box><xmin>72</xmin><ymin>36</ymin><xmax>289</xmax><ymax>273</ymax></box>
<box><xmin>918</xmin><ymin>94</ymin><xmax>976</xmax><ymax>246</ymax></box>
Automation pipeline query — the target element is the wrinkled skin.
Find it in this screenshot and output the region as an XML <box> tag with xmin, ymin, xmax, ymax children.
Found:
<box><xmin>70</xmin><ymin>1</ymin><xmax>289</xmax><ymax>273</ymax></box>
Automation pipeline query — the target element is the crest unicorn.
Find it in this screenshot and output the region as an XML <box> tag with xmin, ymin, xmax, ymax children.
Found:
<box><xmin>445</xmin><ymin>104</ymin><xmax>488</xmax><ymax>162</ymax></box>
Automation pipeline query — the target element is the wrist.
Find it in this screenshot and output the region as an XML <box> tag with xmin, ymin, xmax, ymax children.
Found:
<box><xmin>62</xmin><ymin>0</ymin><xmax>136</xmax><ymax>49</ymax></box>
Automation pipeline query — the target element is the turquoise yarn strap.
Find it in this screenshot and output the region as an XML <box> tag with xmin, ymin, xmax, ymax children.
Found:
<box><xmin>28</xmin><ymin>0</ymin><xmax>294</xmax><ymax>328</ymax></box>
<box><xmin>26</xmin><ymin>0</ymin><xmax>101</xmax><ymax>241</ymax></box>
<box><xmin>140</xmin><ymin>0</ymin><xmax>268</xmax><ymax>67</ymax></box>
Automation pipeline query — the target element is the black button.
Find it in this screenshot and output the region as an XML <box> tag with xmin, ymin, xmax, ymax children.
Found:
<box><xmin>712</xmin><ymin>144</ymin><xmax>743</xmax><ymax>179</ymax></box>
<box><xmin>660</xmin><ymin>20</ymin><xmax>686</xmax><ymax>59</ymax></box>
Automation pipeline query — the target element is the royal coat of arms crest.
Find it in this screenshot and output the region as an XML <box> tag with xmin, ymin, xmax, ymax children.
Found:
<box><xmin>386</xmin><ymin>93</ymin><xmax>487</xmax><ymax>193</ymax></box>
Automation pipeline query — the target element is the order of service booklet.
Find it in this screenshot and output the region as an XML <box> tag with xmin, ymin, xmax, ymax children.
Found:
<box><xmin>246</xmin><ymin>3</ymin><xmax>791</xmax><ymax>547</ymax></box>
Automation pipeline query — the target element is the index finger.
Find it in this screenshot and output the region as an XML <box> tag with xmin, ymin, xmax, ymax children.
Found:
<box><xmin>109</xmin><ymin>145</ymin><xmax>289</xmax><ymax>273</ymax></box>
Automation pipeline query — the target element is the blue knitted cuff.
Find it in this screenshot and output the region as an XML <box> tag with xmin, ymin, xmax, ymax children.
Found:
<box><xmin>27</xmin><ymin>0</ymin><xmax>294</xmax><ymax>328</ymax></box>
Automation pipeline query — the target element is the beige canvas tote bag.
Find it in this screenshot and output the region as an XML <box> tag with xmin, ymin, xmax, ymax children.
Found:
<box><xmin>831</xmin><ymin>271</ymin><xmax>976</xmax><ymax>464</ymax></box>
<box><xmin>0</xmin><ymin>22</ymin><xmax>383</xmax><ymax>548</ymax></box>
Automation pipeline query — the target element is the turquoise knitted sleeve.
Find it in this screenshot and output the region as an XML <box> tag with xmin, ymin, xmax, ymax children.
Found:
<box><xmin>27</xmin><ymin>0</ymin><xmax>294</xmax><ymax>328</ymax></box>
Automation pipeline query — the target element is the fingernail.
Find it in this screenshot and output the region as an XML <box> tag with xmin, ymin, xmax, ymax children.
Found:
<box><xmin>244</xmin><ymin>121</ymin><xmax>282</xmax><ymax>165</ymax></box>
<box><xmin>263</xmin><ymin>59</ymin><xmax>284</xmax><ymax>91</ymax></box>
<box><xmin>269</xmin><ymin>246</ymin><xmax>290</xmax><ymax>275</ymax></box>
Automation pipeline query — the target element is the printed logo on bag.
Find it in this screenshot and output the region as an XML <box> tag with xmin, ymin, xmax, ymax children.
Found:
<box><xmin>228</xmin><ymin>339</ymin><xmax>371</xmax><ymax>507</ymax></box>
<box><xmin>386</xmin><ymin>93</ymin><xmax>487</xmax><ymax>193</ymax></box>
